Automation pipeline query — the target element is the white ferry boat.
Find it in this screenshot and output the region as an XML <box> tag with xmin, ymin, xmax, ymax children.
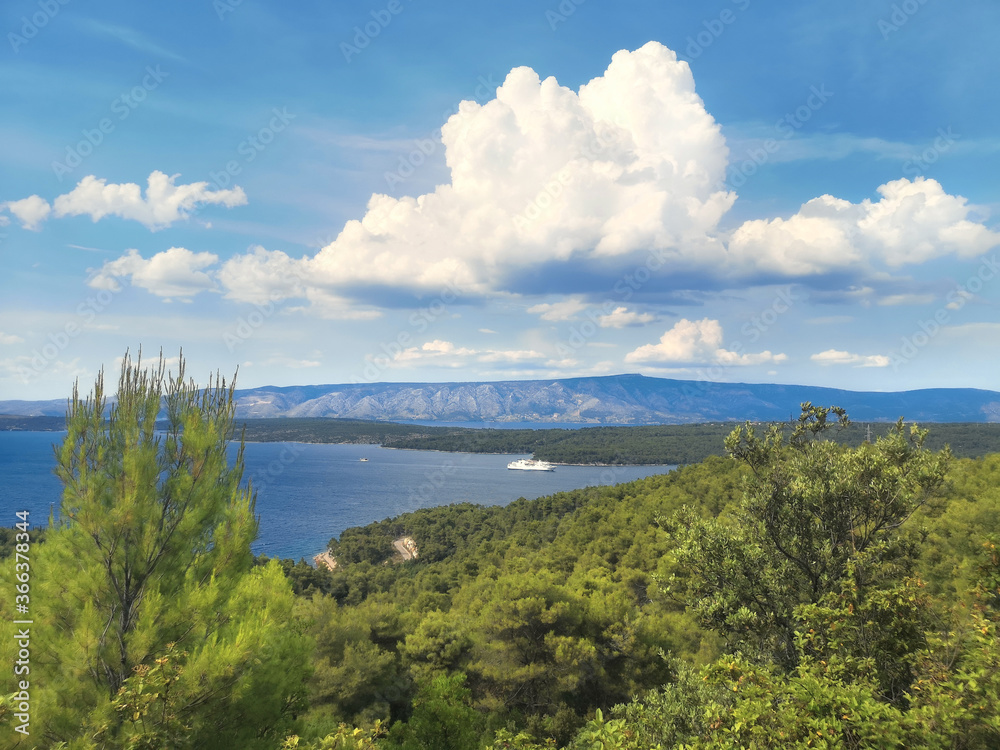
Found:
<box><xmin>507</xmin><ymin>458</ymin><xmax>555</xmax><ymax>471</ymax></box>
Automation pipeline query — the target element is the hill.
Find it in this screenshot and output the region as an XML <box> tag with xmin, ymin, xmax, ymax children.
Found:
<box><xmin>3</xmin><ymin>373</ymin><xmax>999</xmax><ymax>423</ymax></box>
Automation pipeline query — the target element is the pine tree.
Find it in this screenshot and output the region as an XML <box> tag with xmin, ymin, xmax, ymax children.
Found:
<box><xmin>1</xmin><ymin>352</ymin><xmax>310</xmax><ymax>748</ymax></box>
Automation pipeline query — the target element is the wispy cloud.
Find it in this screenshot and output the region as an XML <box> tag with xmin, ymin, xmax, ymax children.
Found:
<box><xmin>811</xmin><ymin>349</ymin><xmax>890</xmax><ymax>367</ymax></box>
<box><xmin>77</xmin><ymin>19</ymin><xmax>187</xmax><ymax>62</ymax></box>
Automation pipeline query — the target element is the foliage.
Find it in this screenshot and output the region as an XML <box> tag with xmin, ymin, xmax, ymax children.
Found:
<box><xmin>6</xmin><ymin>379</ymin><xmax>1000</xmax><ymax>749</ymax></box>
<box><xmin>380</xmin><ymin>673</ymin><xmax>483</xmax><ymax>750</ymax></box>
<box><xmin>234</xmin><ymin>416</ymin><xmax>1000</xmax><ymax>465</ymax></box>
<box><xmin>0</xmin><ymin>526</ymin><xmax>45</xmax><ymax>560</ymax></box>
<box><xmin>282</xmin><ymin>721</ymin><xmax>386</xmax><ymax>750</ymax></box>
<box><xmin>0</xmin><ymin>352</ymin><xmax>310</xmax><ymax>748</ymax></box>
<box><xmin>663</xmin><ymin>404</ymin><xmax>950</xmax><ymax>667</ymax></box>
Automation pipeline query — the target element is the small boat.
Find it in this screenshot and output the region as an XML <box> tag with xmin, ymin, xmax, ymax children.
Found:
<box><xmin>507</xmin><ymin>458</ymin><xmax>555</xmax><ymax>471</ymax></box>
<box><xmin>359</xmin><ymin>457</ymin><xmax>369</xmax><ymax>462</ymax></box>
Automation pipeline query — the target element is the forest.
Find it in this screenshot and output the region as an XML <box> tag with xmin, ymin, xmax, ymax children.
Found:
<box><xmin>1</xmin><ymin>358</ymin><xmax>998</xmax><ymax>748</ymax></box>
<box><xmin>6</xmin><ymin>413</ymin><xmax>1000</xmax><ymax>465</ymax></box>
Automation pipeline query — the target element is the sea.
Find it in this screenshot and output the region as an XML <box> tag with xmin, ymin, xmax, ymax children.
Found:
<box><xmin>0</xmin><ymin>430</ymin><xmax>676</xmax><ymax>562</ymax></box>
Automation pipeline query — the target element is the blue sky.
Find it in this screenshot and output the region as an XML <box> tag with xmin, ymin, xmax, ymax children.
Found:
<box><xmin>1</xmin><ymin>0</ymin><xmax>998</xmax><ymax>399</ymax></box>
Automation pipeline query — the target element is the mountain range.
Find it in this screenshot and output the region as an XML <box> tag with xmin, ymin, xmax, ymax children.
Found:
<box><xmin>3</xmin><ymin>374</ymin><xmax>999</xmax><ymax>424</ymax></box>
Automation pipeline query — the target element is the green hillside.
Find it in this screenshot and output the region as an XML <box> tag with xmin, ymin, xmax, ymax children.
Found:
<box><xmin>264</xmin><ymin>411</ymin><xmax>1000</xmax><ymax>748</ymax></box>
<box><xmin>4</xmin><ymin>389</ymin><xmax>999</xmax><ymax>748</ymax></box>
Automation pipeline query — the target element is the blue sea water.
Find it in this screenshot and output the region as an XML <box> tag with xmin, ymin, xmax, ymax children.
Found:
<box><xmin>0</xmin><ymin>432</ymin><xmax>675</xmax><ymax>562</ymax></box>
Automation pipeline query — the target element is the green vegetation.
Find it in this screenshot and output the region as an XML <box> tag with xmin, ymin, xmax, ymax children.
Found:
<box><xmin>237</xmin><ymin>417</ymin><xmax>1000</xmax><ymax>465</ymax></box>
<box><xmin>7</xmin><ymin>413</ymin><xmax>1000</xmax><ymax>464</ymax></box>
<box><xmin>1</xmin><ymin>354</ymin><xmax>310</xmax><ymax>748</ymax></box>
<box><xmin>3</xmin><ymin>354</ymin><xmax>999</xmax><ymax>748</ymax></box>
<box><xmin>0</xmin><ymin>415</ymin><xmax>65</xmax><ymax>431</ymax></box>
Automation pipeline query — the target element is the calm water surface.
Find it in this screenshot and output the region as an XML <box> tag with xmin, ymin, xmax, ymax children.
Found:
<box><xmin>0</xmin><ymin>432</ymin><xmax>675</xmax><ymax>561</ymax></box>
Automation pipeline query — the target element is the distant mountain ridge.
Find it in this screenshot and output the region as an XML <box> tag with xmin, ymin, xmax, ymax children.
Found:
<box><xmin>4</xmin><ymin>374</ymin><xmax>997</xmax><ymax>424</ymax></box>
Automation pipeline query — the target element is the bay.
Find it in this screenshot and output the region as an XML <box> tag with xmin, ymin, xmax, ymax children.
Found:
<box><xmin>0</xmin><ymin>432</ymin><xmax>676</xmax><ymax>562</ymax></box>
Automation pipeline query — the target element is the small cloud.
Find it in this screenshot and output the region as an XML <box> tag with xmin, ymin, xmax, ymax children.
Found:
<box><xmin>53</xmin><ymin>171</ymin><xmax>246</xmax><ymax>230</ymax></box>
<box><xmin>625</xmin><ymin>318</ymin><xmax>786</xmax><ymax>366</ymax></box>
<box><xmin>391</xmin><ymin>339</ymin><xmax>545</xmax><ymax>366</ymax></box>
<box><xmin>89</xmin><ymin>247</ymin><xmax>219</xmax><ymax>297</ymax></box>
<box><xmin>0</xmin><ymin>332</ymin><xmax>25</xmax><ymax>345</ymax></box>
<box><xmin>946</xmin><ymin>290</ymin><xmax>974</xmax><ymax>310</ymax></box>
<box><xmin>527</xmin><ymin>298</ymin><xmax>588</xmax><ymax>322</ymax></box>
<box><xmin>478</xmin><ymin>328</ymin><xmax>497</xmax><ymax>334</ymax></box>
<box><xmin>810</xmin><ymin>349</ymin><xmax>890</xmax><ymax>367</ymax></box>
<box><xmin>263</xmin><ymin>357</ymin><xmax>321</xmax><ymax>369</ymax></box>
<box><xmin>598</xmin><ymin>306</ymin><xmax>655</xmax><ymax>328</ymax></box>
<box><xmin>877</xmin><ymin>293</ymin><xmax>936</xmax><ymax>307</ymax></box>
<box><xmin>4</xmin><ymin>172</ymin><xmax>246</xmax><ymax>233</ymax></box>
<box><xmin>4</xmin><ymin>195</ymin><xmax>52</xmax><ymax>230</ymax></box>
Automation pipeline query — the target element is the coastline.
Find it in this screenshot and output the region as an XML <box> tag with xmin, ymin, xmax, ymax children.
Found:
<box><xmin>313</xmin><ymin>550</ymin><xmax>338</xmax><ymax>570</ymax></box>
<box><xmin>241</xmin><ymin>439</ymin><xmax>668</xmax><ymax>466</ymax></box>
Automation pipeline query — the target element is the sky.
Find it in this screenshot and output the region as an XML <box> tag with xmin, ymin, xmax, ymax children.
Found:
<box><xmin>1</xmin><ymin>0</ymin><xmax>998</xmax><ymax>400</ymax></box>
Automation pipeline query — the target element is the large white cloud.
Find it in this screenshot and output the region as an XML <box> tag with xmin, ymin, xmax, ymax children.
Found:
<box><xmin>89</xmin><ymin>247</ymin><xmax>219</xmax><ymax>298</ymax></box>
<box><xmin>214</xmin><ymin>42</ymin><xmax>999</xmax><ymax>313</ymax></box>
<box><xmin>56</xmin><ymin>42</ymin><xmax>996</xmax><ymax>319</ymax></box>
<box><xmin>625</xmin><ymin>318</ymin><xmax>786</xmax><ymax>366</ymax></box>
<box><xmin>3</xmin><ymin>172</ymin><xmax>246</xmax><ymax>231</ymax></box>
<box><xmin>220</xmin><ymin>41</ymin><xmax>734</xmax><ymax>303</ymax></box>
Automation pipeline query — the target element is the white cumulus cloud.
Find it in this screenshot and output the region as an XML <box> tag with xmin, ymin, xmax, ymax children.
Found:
<box><xmin>4</xmin><ymin>195</ymin><xmax>52</xmax><ymax>231</ymax></box>
<box><xmin>598</xmin><ymin>306</ymin><xmax>655</xmax><ymax>328</ymax></box>
<box><xmin>217</xmin><ymin>41</ymin><xmax>734</xmax><ymax>306</ymax></box>
<box><xmin>54</xmin><ymin>171</ymin><xmax>246</xmax><ymax>229</ymax></box>
<box><xmin>89</xmin><ymin>247</ymin><xmax>219</xmax><ymax>298</ymax></box>
<box><xmin>727</xmin><ymin>178</ymin><xmax>1000</xmax><ymax>277</ymax></box>
<box><xmin>73</xmin><ymin>43</ymin><xmax>998</xmax><ymax>318</ymax></box>
<box><xmin>624</xmin><ymin>318</ymin><xmax>786</xmax><ymax>366</ymax></box>
<box><xmin>2</xmin><ymin>172</ymin><xmax>246</xmax><ymax>232</ymax></box>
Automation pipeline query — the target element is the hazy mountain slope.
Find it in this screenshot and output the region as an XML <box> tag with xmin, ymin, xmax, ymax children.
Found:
<box><xmin>228</xmin><ymin>374</ymin><xmax>1000</xmax><ymax>424</ymax></box>
<box><xmin>4</xmin><ymin>374</ymin><xmax>997</xmax><ymax>423</ymax></box>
